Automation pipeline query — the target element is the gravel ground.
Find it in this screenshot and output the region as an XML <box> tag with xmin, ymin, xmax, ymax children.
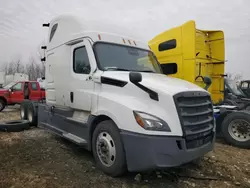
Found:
<box><xmin>1</xmin><ymin>108</ymin><xmax>250</xmax><ymax>188</ymax></box>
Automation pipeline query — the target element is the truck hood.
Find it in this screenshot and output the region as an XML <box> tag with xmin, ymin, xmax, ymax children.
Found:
<box><xmin>100</xmin><ymin>71</ymin><xmax>206</xmax><ymax>96</ymax></box>
<box><xmin>0</xmin><ymin>88</ymin><xmax>8</xmax><ymax>93</ymax></box>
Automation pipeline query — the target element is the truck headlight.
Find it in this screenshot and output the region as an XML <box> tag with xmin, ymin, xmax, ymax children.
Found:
<box><xmin>133</xmin><ymin>111</ymin><xmax>171</xmax><ymax>131</ymax></box>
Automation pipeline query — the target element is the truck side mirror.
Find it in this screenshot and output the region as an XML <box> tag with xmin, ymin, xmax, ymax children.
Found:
<box><xmin>203</xmin><ymin>76</ymin><xmax>212</xmax><ymax>91</ymax></box>
<box><xmin>129</xmin><ymin>72</ymin><xmax>142</xmax><ymax>83</ymax></box>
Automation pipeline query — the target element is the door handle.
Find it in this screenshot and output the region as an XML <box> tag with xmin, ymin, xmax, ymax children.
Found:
<box><xmin>70</xmin><ymin>92</ymin><xmax>74</xmax><ymax>103</ymax></box>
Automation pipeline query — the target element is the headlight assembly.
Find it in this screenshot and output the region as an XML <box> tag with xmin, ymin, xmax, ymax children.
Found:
<box><xmin>133</xmin><ymin>111</ymin><xmax>171</xmax><ymax>132</ymax></box>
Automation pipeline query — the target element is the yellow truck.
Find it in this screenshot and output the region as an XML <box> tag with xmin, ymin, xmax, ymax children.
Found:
<box><xmin>148</xmin><ymin>20</ymin><xmax>225</xmax><ymax>104</ymax></box>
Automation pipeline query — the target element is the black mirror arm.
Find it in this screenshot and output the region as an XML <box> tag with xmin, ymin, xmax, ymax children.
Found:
<box><xmin>133</xmin><ymin>82</ymin><xmax>159</xmax><ymax>101</ymax></box>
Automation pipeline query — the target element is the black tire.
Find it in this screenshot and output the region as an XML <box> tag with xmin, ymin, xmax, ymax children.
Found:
<box><xmin>0</xmin><ymin>120</ymin><xmax>30</xmax><ymax>132</ymax></box>
<box><xmin>20</xmin><ymin>100</ymin><xmax>30</xmax><ymax>120</ymax></box>
<box><xmin>27</xmin><ymin>102</ymin><xmax>38</xmax><ymax>127</ymax></box>
<box><xmin>0</xmin><ymin>98</ymin><xmax>6</xmax><ymax>112</ymax></box>
<box><xmin>221</xmin><ymin>111</ymin><xmax>250</xmax><ymax>149</ymax></box>
<box><xmin>92</xmin><ymin>120</ymin><xmax>127</xmax><ymax>177</ymax></box>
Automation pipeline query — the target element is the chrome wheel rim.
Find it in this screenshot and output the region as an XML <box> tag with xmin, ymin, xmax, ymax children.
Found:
<box><xmin>228</xmin><ymin>119</ymin><xmax>250</xmax><ymax>142</ymax></box>
<box><xmin>96</xmin><ymin>132</ymin><xmax>116</xmax><ymax>167</ymax></box>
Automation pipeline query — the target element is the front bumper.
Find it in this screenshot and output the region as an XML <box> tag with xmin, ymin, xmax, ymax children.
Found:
<box><xmin>121</xmin><ymin>130</ymin><xmax>215</xmax><ymax>172</ymax></box>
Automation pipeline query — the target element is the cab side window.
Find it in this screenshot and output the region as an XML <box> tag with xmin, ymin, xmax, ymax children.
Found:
<box><xmin>73</xmin><ymin>46</ymin><xmax>91</xmax><ymax>74</ymax></box>
<box><xmin>12</xmin><ymin>83</ymin><xmax>23</xmax><ymax>91</ymax></box>
<box><xmin>31</xmin><ymin>83</ymin><xmax>38</xmax><ymax>90</ymax></box>
<box><xmin>241</xmin><ymin>82</ymin><xmax>249</xmax><ymax>89</ymax></box>
<box><xmin>158</xmin><ymin>39</ymin><xmax>177</xmax><ymax>51</ymax></box>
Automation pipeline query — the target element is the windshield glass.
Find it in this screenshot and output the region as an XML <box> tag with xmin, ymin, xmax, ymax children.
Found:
<box><xmin>227</xmin><ymin>80</ymin><xmax>245</xmax><ymax>96</ymax></box>
<box><xmin>94</xmin><ymin>43</ymin><xmax>162</xmax><ymax>73</ymax></box>
<box><xmin>3</xmin><ymin>82</ymin><xmax>16</xmax><ymax>89</ymax></box>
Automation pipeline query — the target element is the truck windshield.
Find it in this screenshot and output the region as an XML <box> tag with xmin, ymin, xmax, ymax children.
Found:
<box><xmin>227</xmin><ymin>80</ymin><xmax>245</xmax><ymax>96</ymax></box>
<box><xmin>94</xmin><ymin>43</ymin><xmax>162</xmax><ymax>73</ymax></box>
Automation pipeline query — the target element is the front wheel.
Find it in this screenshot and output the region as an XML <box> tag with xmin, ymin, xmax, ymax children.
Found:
<box><xmin>221</xmin><ymin>111</ymin><xmax>250</xmax><ymax>149</ymax></box>
<box><xmin>92</xmin><ymin>120</ymin><xmax>127</xmax><ymax>177</ymax></box>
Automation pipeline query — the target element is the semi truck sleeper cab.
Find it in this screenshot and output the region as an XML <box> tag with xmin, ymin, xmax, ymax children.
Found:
<box><xmin>21</xmin><ymin>14</ymin><xmax>215</xmax><ymax>177</ymax></box>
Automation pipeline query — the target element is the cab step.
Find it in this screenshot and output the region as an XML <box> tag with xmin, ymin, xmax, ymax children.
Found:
<box><xmin>65</xmin><ymin>117</ymin><xmax>88</xmax><ymax>125</ymax></box>
<box><xmin>62</xmin><ymin>133</ymin><xmax>87</xmax><ymax>145</ymax></box>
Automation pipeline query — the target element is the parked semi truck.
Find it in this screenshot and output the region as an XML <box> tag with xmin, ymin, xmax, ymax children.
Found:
<box><xmin>224</xmin><ymin>78</ymin><xmax>250</xmax><ymax>109</ymax></box>
<box><xmin>20</xmin><ymin>15</ymin><xmax>215</xmax><ymax>176</ymax></box>
<box><xmin>148</xmin><ymin>20</ymin><xmax>225</xmax><ymax>105</ymax></box>
<box><xmin>149</xmin><ymin>20</ymin><xmax>250</xmax><ymax>149</ymax></box>
<box><xmin>240</xmin><ymin>80</ymin><xmax>250</xmax><ymax>97</ymax></box>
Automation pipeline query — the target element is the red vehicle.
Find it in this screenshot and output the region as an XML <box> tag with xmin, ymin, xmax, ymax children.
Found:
<box><xmin>0</xmin><ymin>81</ymin><xmax>45</xmax><ymax>112</ymax></box>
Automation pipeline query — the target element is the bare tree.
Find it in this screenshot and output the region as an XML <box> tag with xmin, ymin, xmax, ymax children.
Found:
<box><xmin>2</xmin><ymin>52</ymin><xmax>45</xmax><ymax>81</ymax></box>
<box><xmin>25</xmin><ymin>57</ymin><xmax>36</xmax><ymax>80</ymax></box>
<box><xmin>234</xmin><ymin>74</ymin><xmax>243</xmax><ymax>81</ymax></box>
<box><xmin>24</xmin><ymin>56</ymin><xmax>45</xmax><ymax>80</ymax></box>
<box><xmin>2</xmin><ymin>59</ymin><xmax>24</xmax><ymax>75</ymax></box>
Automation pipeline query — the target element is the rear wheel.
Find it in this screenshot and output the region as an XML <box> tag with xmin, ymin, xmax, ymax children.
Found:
<box><xmin>0</xmin><ymin>99</ymin><xmax>6</xmax><ymax>112</ymax></box>
<box><xmin>20</xmin><ymin>101</ymin><xmax>28</xmax><ymax>120</ymax></box>
<box><xmin>27</xmin><ymin>102</ymin><xmax>38</xmax><ymax>126</ymax></box>
<box><xmin>92</xmin><ymin>120</ymin><xmax>126</xmax><ymax>177</ymax></box>
<box><xmin>221</xmin><ymin>111</ymin><xmax>250</xmax><ymax>149</ymax></box>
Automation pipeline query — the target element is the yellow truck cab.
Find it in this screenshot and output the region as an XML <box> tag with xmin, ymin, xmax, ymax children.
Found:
<box><xmin>149</xmin><ymin>20</ymin><xmax>225</xmax><ymax>104</ymax></box>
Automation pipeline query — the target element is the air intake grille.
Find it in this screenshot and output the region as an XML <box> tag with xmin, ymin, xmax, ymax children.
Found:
<box><xmin>173</xmin><ymin>91</ymin><xmax>214</xmax><ymax>149</ymax></box>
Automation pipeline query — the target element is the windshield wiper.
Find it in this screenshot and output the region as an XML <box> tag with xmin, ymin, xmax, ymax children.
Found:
<box><xmin>104</xmin><ymin>67</ymin><xmax>156</xmax><ymax>73</ymax></box>
<box><xmin>140</xmin><ymin>70</ymin><xmax>155</xmax><ymax>73</ymax></box>
<box><xmin>104</xmin><ymin>67</ymin><xmax>130</xmax><ymax>71</ymax></box>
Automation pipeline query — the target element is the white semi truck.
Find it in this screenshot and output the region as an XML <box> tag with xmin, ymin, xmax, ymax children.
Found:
<box><xmin>20</xmin><ymin>14</ymin><xmax>215</xmax><ymax>177</ymax></box>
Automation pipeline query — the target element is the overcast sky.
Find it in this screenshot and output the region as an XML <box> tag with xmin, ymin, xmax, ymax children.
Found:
<box><xmin>0</xmin><ymin>0</ymin><xmax>249</xmax><ymax>78</ymax></box>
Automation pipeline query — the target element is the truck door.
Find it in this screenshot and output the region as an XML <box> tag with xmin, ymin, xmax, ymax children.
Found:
<box><xmin>9</xmin><ymin>82</ymin><xmax>24</xmax><ymax>103</ymax></box>
<box><xmin>29</xmin><ymin>82</ymin><xmax>41</xmax><ymax>100</ymax></box>
<box><xmin>69</xmin><ymin>39</ymin><xmax>96</xmax><ymax>111</ymax></box>
<box><xmin>241</xmin><ymin>81</ymin><xmax>250</xmax><ymax>97</ymax></box>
